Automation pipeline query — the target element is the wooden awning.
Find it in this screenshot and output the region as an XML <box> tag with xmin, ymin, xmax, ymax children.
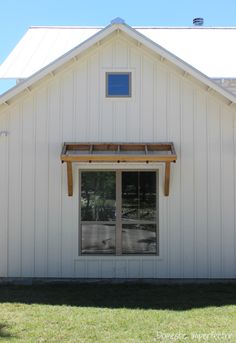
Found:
<box><xmin>60</xmin><ymin>142</ymin><xmax>177</xmax><ymax>197</ymax></box>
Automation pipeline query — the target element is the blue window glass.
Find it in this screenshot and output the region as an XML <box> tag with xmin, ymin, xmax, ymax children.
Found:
<box><xmin>106</xmin><ymin>72</ymin><xmax>131</xmax><ymax>97</ymax></box>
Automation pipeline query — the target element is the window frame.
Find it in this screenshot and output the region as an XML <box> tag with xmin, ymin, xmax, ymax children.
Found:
<box><xmin>79</xmin><ymin>169</ymin><xmax>159</xmax><ymax>256</ymax></box>
<box><xmin>105</xmin><ymin>72</ymin><xmax>132</xmax><ymax>98</ymax></box>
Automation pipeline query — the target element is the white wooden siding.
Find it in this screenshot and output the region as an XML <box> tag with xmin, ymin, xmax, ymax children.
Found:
<box><xmin>0</xmin><ymin>33</ymin><xmax>235</xmax><ymax>278</ymax></box>
<box><xmin>194</xmin><ymin>90</ymin><xmax>208</xmax><ymax>278</ymax></box>
<box><xmin>0</xmin><ymin>113</ymin><xmax>8</xmax><ymax>277</ymax></box>
<box><xmin>21</xmin><ymin>97</ymin><xmax>35</xmax><ymax>277</ymax></box>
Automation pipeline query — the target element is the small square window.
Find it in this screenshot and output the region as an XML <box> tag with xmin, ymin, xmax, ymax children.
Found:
<box><xmin>106</xmin><ymin>72</ymin><xmax>131</xmax><ymax>97</ymax></box>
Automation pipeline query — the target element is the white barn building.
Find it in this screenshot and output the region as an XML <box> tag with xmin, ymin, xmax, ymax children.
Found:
<box><xmin>0</xmin><ymin>18</ymin><xmax>236</xmax><ymax>279</ymax></box>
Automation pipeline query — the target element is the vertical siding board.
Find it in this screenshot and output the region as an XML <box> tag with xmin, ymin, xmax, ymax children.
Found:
<box><xmin>141</xmin><ymin>55</ymin><xmax>154</xmax><ymax>141</ymax></box>
<box><xmin>142</xmin><ymin>259</ymin><xmax>155</xmax><ymax>278</ymax></box>
<box><xmin>194</xmin><ymin>90</ymin><xmax>208</xmax><ymax>277</ymax></box>
<box><xmin>112</xmin><ymin>39</ymin><xmax>129</xmax><ymax>140</ymax></box>
<box><xmin>127</xmin><ymin>260</ymin><xmax>140</xmax><ymax>278</ymax></box>
<box><xmin>87</xmin><ymin>260</ymin><xmax>100</xmax><ymax>278</ymax></box>
<box><xmin>75</xmin><ymin>61</ymin><xmax>88</xmax><ymax>141</ymax></box>
<box><xmin>234</xmin><ymin>111</ymin><xmax>236</xmax><ymax>279</ymax></box>
<box><xmin>181</xmin><ymin>83</ymin><xmax>195</xmax><ymax>277</ymax></box>
<box><xmin>155</xmin><ymin>67</ymin><xmax>167</xmax><ymax>141</ymax></box>
<box><xmin>8</xmin><ymin>105</ymin><xmax>22</xmax><ymax>277</ymax></box>
<box><xmin>115</xmin><ymin>39</ymin><xmax>128</xmax><ymax>68</ymax></box>
<box><xmin>21</xmin><ymin>98</ymin><xmax>35</xmax><ymax>276</ymax></box>
<box><xmin>101</xmin><ymin>260</ymin><xmax>114</xmax><ymax>278</ymax></box>
<box><xmin>61</xmin><ymin>71</ymin><xmax>76</xmax><ymax>277</ymax></box>
<box><xmin>126</xmin><ymin>47</ymin><xmax>141</xmax><ymax>141</ymax></box>
<box><xmin>115</xmin><ymin>260</ymin><xmax>127</xmax><ymax>278</ymax></box>
<box><xmin>156</xmin><ymin>167</ymin><xmax>168</xmax><ymax>278</ymax></box>
<box><xmin>167</xmin><ymin>73</ymin><xmax>182</xmax><ymax>278</ymax></box>
<box><xmin>101</xmin><ymin>100</ymin><xmax>113</xmax><ymax>142</ymax></box>
<box><xmin>47</xmin><ymin>81</ymin><xmax>62</xmax><ymax>277</ymax></box>
<box><xmin>221</xmin><ymin>107</ymin><xmax>235</xmax><ymax>277</ymax></box>
<box><xmin>113</xmin><ymin>102</ymin><xmax>127</xmax><ymax>141</ymax></box>
<box><xmin>34</xmin><ymin>89</ymin><xmax>49</xmax><ymax>277</ymax></box>
<box><xmin>158</xmin><ymin>72</ymin><xmax>171</xmax><ymax>278</ymax></box>
<box><xmin>100</xmin><ymin>42</ymin><xmax>113</xmax><ymax>69</ymax></box>
<box><xmin>88</xmin><ymin>52</ymin><xmax>100</xmax><ymax>141</ymax></box>
<box><xmin>0</xmin><ymin>113</ymin><xmax>8</xmax><ymax>277</ymax></box>
<box><xmin>207</xmin><ymin>98</ymin><xmax>222</xmax><ymax>278</ymax></box>
<box><xmin>9</xmin><ymin>108</ymin><xmax>20</xmax><ymax>276</ymax></box>
<box><xmin>100</xmin><ymin>43</ymin><xmax>113</xmax><ymax>141</ymax></box>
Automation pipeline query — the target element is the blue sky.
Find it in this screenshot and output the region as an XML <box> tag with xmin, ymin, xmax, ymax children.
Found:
<box><xmin>1</xmin><ymin>0</ymin><xmax>236</xmax><ymax>94</ymax></box>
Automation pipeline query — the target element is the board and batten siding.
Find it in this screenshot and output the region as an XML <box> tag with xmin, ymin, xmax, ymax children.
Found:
<box><xmin>0</xmin><ymin>32</ymin><xmax>235</xmax><ymax>278</ymax></box>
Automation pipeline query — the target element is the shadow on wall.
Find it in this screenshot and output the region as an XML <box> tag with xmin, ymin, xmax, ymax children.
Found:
<box><xmin>0</xmin><ymin>283</ymin><xmax>235</xmax><ymax>311</ymax></box>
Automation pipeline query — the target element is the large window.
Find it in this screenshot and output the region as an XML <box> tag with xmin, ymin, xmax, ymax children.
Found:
<box><xmin>80</xmin><ymin>171</ymin><xmax>158</xmax><ymax>255</ymax></box>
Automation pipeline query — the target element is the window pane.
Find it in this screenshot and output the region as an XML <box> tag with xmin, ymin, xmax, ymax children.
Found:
<box><xmin>139</xmin><ymin>172</ymin><xmax>156</xmax><ymax>220</ymax></box>
<box><xmin>122</xmin><ymin>224</ymin><xmax>157</xmax><ymax>254</ymax></box>
<box><xmin>122</xmin><ymin>172</ymin><xmax>156</xmax><ymax>221</ymax></box>
<box><xmin>122</xmin><ymin>172</ymin><xmax>139</xmax><ymax>220</ymax></box>
<box><xmin>107</xmin><ymin>73</ymin><xmax>131</xmax><ymax>97</ymax></box>
<box><xmin>81</xmin><ymin>172</ymin><xmax>116</xmax><ymax>221</ymax></box>
<box><xmin>82</xmin><ymin>224</ymin><xmax>115</xmax><ymax>254</ymax></box>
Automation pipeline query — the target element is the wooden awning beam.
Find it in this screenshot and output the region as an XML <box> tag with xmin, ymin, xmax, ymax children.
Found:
<box><xmin>66</xmin><ymin>161</ymin><xmax>73</xmax><ymax>196</ymax></box>
<box><xmin>164</xmin><ymin>161</ymin><xmax>171</xmax><ymax>196</ymax></box>
<box><xmin>61</xmin><ymin>142</ymin><xmax>177</xmax><ymax>197</ymax></box>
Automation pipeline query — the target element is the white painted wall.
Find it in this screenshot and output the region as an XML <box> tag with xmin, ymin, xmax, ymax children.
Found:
<box><xmin>0</xmin><ymin>32</ymin><xmax>235</xmax><ymax>278</ymax></box>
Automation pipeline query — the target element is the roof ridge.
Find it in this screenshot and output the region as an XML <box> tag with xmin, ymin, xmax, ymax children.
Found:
<box><xmin>135</xmin><ymin>26</ymin><xmax>236</xmax><ymax>29</ymax></box>
<box><xmin>28</xmin><ymin>25</ymin><xmax>236</xmax><ymax>30</ymax></box>
<box><xmin>29</xmin><ymin>26</ymin><xmax>103</xmax><ymax>29</ymax></box>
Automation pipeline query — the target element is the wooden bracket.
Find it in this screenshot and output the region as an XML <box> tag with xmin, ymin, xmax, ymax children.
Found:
<box><xmin>66</xmin><ymin>161</ymin><xmax>73</xmax><ymax>196</ymax></box>
<box><xmin>164</xmin><ymin>162</ymin><xmax>171</xmax><ymax>196</ymax></box>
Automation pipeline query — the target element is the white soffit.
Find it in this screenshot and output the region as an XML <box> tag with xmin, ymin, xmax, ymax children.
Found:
<box><xmin>1</xmin><ymin>26</ymin><xmax>236</xmax><ymax>79</ymax></box>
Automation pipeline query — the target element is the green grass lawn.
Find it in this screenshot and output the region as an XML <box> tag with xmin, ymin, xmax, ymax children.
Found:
<box><xmin>0</xmin><ymin>282</ymin><xmax>235</xmax><ymax>342</ymax></box>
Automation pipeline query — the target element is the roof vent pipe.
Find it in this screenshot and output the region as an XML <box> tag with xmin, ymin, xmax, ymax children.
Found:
<box><xmin>193</xmin><ymin>17</ymin><xmax>204</xmax><ymax>26</ymax></box>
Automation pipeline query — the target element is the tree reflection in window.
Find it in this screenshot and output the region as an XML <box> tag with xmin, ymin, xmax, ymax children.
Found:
<box><xmin>81</xmin><ymin>172</ymin><xmax>116</xmax><ymax>221</ymax></box>
<box><xmin>122</xmin><ymin>172</ymin><xmax>156</xmax><ymax>221</ymax></box>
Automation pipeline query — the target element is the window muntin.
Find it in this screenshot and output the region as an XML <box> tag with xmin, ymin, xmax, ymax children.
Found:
<box><xmin>80</xmin><ymin>171</ymin><xmax>158</xmax><ymax>255</ymax></box>
<box><xmin>106</xmin><ymin>72</ymin><xmax>131</xmax><ymax>97</ymax></box>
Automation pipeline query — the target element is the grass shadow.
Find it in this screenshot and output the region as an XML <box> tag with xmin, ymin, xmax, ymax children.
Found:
<box><xmin>0</xmin><ymin>283</ymin><xmax>235</xmax><ymax>311</ymax></box>
<box><xmin>0</xmin><ymin>324</ymin><xmax>13</xmax><ymax>339</ymax></box>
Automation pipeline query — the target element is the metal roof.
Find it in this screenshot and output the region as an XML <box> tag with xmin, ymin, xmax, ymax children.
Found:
<box><xmin>0</xmin><ymin>27</ymin><xmax>101</xmax><ymax>79</ymax></box>
<box><xmin>1</xmin><ymin>26</ymin><xmax>236</xmax><ymax>79</ymax></box>
<box><xmin>1</xmin><ymin>22</ymin><xmax>236</xmax><ymax>107</ymax></box>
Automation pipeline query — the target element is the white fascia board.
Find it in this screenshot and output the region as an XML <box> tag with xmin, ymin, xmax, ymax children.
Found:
<box><xmin>121</xmin><ymin>24</ymin><xmax>236</xmax><ymax>104</ymax></box>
